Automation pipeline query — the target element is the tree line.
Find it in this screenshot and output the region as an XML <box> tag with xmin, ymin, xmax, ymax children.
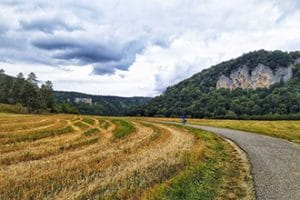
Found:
<box><xmin>0</xmin><ymin>69</ymin><xmax>78</xmax><ymax>114</ymax></box>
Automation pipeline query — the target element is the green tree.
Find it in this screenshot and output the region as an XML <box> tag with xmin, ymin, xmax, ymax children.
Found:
<box><xmin>13</xmin><ymin>73</ymin><xmax>26</xmax><ymax>104</ymax></box>
<box><xmin>40</xmin><ymin>81</ymin><xmax>55</xmax><ymax>110</ymax></box>
<box><xmin>27</xmin><ymin>72</ymin><xmax>38</xmax><ymax>85</ymax></box>
<box><xmin>0</xmin><ymin>70</ymin><xmax>6</xmax><ymax>102</ymax></box>
<box><xmin>23</xmin><ymin>81</ymin><xmax>40</xmax><ymax>112</ymax></box>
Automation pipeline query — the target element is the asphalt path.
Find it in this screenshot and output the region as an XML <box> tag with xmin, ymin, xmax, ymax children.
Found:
<box><xmin>178</xmin><ymin>123</ymin><xmax>300</xmax><ymax>200</ymax></box>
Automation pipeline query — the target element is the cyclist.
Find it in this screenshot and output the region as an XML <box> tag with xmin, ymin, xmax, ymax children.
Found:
<box><xmin>181</xmin><ymin>114</ymin><xmax>187</xmax><ymax>124</ymax></box>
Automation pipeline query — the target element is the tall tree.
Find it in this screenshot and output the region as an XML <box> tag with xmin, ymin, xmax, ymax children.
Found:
<box><xmin>27</xmin><ymin>72</ymin><xmax>38</xmax><ymax>85</ymax></box>
<box><xmin>0</xmin><ymin>69</ymin><xmax>6</xmax><ymax>102</ymax></box>
<box><xmin>23</xmin><ymin>81</ymin><xmax>40</xmax><ymax>112</ymax></box>
<box><xmin>13</xmin><ymin>73</ymin><xmax>26</xmax><ymax>104</ymax></box>
<box><xmin>40</xmin><ymin>80</ymin><xmax>55</xmax><ymax>110</ymax></box>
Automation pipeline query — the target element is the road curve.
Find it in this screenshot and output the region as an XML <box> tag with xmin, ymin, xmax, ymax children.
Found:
<box><xmin>180</xmin><ymin>123</ymin><xmax>300</xmax><ymax>200</ymax></box>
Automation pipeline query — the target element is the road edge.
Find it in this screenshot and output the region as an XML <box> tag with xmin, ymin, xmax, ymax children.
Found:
<box><xmin>222</xmin><ymin>137</ymin><xmax>256</xmax><ymax>200</ymax></box>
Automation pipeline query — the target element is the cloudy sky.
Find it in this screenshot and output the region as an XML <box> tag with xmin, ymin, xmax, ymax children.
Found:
<box><xmin>0</xmin><ymin>0</ymin><xmax>299</xmax><ymax>97</ymax></box>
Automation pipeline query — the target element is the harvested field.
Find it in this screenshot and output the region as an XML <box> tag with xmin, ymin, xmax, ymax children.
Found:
<box><xmin>0</xmin><ymin>114</ymin><xmax>253</xmax><ymax>199</ymax></box>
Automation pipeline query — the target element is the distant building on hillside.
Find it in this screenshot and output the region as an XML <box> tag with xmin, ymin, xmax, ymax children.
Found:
<box><xmin>74</xmin><ymin>97</ymin><xmax>93</xmax><ymax>105</ymax></box>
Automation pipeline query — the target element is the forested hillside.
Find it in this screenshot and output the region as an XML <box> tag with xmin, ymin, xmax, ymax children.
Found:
<box><xmin>132</xmin><ymin>50</ymin><xmax>300</xmax><ymax>119</ymax></box>
<box><xmin>55</xmin><ymin>91</ymin><xmax>151</xmax><ymax>116</ymax></box>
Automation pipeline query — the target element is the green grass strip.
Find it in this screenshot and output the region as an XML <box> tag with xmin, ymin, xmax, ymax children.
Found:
<box><xmin>8</xmin><ymin>126</ymin><xmax>74</xmax><ymax>143</ymax></box>
<box><xmin>98</xmin><ymin>118</ymin><xmax>110</xmax><ymax>129</ymax></box>
<box><xmin>82</xmin><ymin>117</ymin><xmax>95</xmax><ymax>125</ymax></box>
<box><xmin>83</xmin><ymin>128</ymin><xmax>100</xmax><ymax>136</ymax></box>
<box><xmin>74</xmin><ymin>121</ymin><xmax>90</xmax><ymax>129</ymax></box>
<box><xmin>111</xmin><ymin>119</ymin><xmax>135</xmax><ymax>138</ymax></box>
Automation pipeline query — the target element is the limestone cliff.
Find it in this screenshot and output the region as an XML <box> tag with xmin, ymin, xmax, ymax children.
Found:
<box><xmin>216</xmin><ymin>64</ymin><xmax>293</xmax><ymax>90</ymax></box>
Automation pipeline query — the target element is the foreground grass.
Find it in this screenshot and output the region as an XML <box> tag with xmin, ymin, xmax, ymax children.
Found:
<box><xmin>144</xmin><ymin>125</ymin><xmax>253</xmax><ymax>200</ymax></box>
<box><xmin>111</xmin><ymin>118</ymin><xmax>136</xmax><ymax>138</ymax></box>
<box><xmin>156</xmin><ymin>118</ymin><xmax>300</xmax><ymax>144</ymax></box>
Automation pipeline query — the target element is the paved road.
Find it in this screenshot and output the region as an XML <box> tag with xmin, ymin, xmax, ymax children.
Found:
<box><xmin>180</xmin><ymin>123</ymin><xmax>300</xmax><ymax>200</ymax></box>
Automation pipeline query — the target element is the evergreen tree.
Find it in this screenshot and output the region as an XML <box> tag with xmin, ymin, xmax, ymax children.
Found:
<box><xmin>0</xmin><ymin>69</ymin><xmax>6</xmax><ymax>102</ymax></box>
<box><xmin>13</xmin><ymin>73</ymin><xmax>26</xmax><ymax>104</ymax></box>
<box><xmin>23</xmin><ymin>81</ymin><xmax>40</xmax><ymax>112</ymax></box>
<box><xmin>40</xmin><ymin>81</ymin><xmax>55</xmax><ymax>111</ymax></box>
<box><xmin>27</xmin><ymin>72</ymin><xmax>38</xmax><ymax>85</ymax></box>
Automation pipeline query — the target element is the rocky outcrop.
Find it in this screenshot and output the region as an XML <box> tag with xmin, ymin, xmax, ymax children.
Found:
<box><xmin>216</xmin><ymin>64</ymin><xmax>293</xmax><ymax>90</ymax></box>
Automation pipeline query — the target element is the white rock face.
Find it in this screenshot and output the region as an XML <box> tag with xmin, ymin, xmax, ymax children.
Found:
<box><xmin>216</xmin><ymin>64</ymin><xmax>293</xmax><ymax>90</ymax></box>
<box><xmin>217</xmin><ymin>75</ymin><xmax>233</xmax><ymax>89</ymax></box>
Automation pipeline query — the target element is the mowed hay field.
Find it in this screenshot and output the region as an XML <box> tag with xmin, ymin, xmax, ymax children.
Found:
<box><xmin>0</xmin><ymin>114</ymin><xmax>254</xmax><ymax>200</ymax></box>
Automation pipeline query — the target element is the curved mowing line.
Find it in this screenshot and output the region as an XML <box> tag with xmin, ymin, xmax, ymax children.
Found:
<box><xmin>73</xmin><ymin>121</ymin><xmax>90</xmax><ymax>130</ymax></box>
<box><xmin>83</xmin><ymin>128</ymin><xmax>100</xmax><ymax>136</ymax></box>
<box><xmin>138</xmin><ymin>121</ymin><xmax>165</xmax><ymax>142</ymax></box>
<box><xmin>1</xmin><ymin>125</ymin><xmax>103</xmax><ymax>165</ymax></box>
<box><xmin>3</xmin><ymin>125</ymin><xmax>74</xmax><ymax>143</ymax></box>
<box><xmin>0</xmin><ymin>120</ymin><xmax>69</xmax><ymax>137</ymax></box>
<box><xmin>98</xmin><ymin>118</ymin><xmax>111</xmax><ymax>130</ymax></box>
<box><xmin>82</xmin><ymin>117</ymin><xmax>96</xmax><ymax>126</ymax></box>
<box><xmin>0</xmin><ymin>118</ymin><xmax>55</xmax><ymax>130</ymax></box>
<box><xmin>111</xmin><ymin>119</ymin><xmax>136</xmax><ymax>138</ymax></box>
<box><xmin>0</xmin><ymin>120</ymin><xmax>61</xmax><ymax>135</ymax></box>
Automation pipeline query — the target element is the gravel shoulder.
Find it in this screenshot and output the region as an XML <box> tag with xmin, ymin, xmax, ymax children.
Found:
<box><xmin>184</xmin><ymin>124</ymin><xmax>300</xmax><ymax>200</ymax></box>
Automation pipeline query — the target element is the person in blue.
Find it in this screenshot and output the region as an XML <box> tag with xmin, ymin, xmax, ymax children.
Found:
<box><xmin>181</xmin><ymin>114</ymin><xmax>187</xmax><ymax>124</ymax></box>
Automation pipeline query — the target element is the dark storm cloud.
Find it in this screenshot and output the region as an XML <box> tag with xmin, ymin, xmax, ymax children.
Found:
<box><xmin>32</xmin><ymin>36</ymin><xmax>145</xmax><ymax>74</ymax></box>
<box><xmin>33</xmin><ymin>37</ymin><xmax>122</xmax><ymax>62</ymax></box>
<box><xmin>92</xmin><ymin>63</ymin><xmax>120</xmax><ymax>74</ymax></box>
<box><xmin>20</xmin><ymin>18</ymin><xmax>81</xmax><ymax>34</ymax></box>
<box><xmin>53</xmin><ymin>47</ymin><xmax>121</xmax><ymax>63</ymax></box>
<box><xmin>32</xmin><ymin>38</ymin><xmax>79</xmax><ymax>50</ymax></box>
<box><xmin>91</xmin><ymin>39</ymin><xmax>146</xmax><ymax>74</ymax></box>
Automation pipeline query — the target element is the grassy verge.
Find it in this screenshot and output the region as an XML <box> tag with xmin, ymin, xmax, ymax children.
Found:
<box><xmin>186</xmin><ymin>119</ymin><xmax>300</xmax><ymax>144</ymax></box>
<box><xmin>144</xmin><ymin>125</ymin><xmax>253</xmax><ymax>200</ymax></box>
<box><xmin>111</xmin><ymin>119</ymin><xmax>135</xmax><ymax>138</ymax></box>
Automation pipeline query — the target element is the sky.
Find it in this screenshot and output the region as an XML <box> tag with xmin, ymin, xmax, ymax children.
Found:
<box><xmin>0</xmin><ymin>0</ymin><xmax>300</xmax><ymax>97</ymax></box>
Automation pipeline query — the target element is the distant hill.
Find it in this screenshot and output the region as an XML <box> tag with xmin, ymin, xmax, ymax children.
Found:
<box><xmin>54</xmin><ymin>91</ymin><xmax>151</xmax><ymax>116</ymax></box>
<box><xmin>136</xmin><ymin>50</ymin><xmax>300</xmax><ymax>119</ymax></box>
